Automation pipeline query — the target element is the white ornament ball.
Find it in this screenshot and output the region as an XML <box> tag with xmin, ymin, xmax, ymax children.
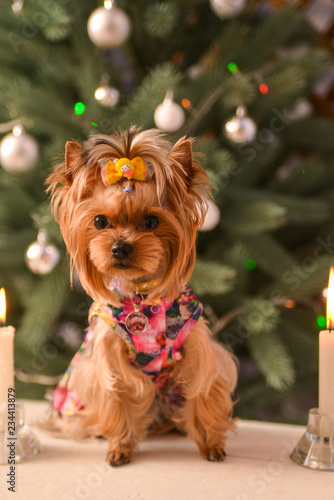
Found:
<box><xmin>72</xmin><ymin>267</ymin><xmax>85</xmax><ymax>293</ymax></box>
<box><xmin>87</xmin><ymin>6</ymin><xmax>131</xmax><ymax>48</ymax></box>
<box><xmin>224</xmin><ymin>107</ymin><xmax>257</xmax><ymax>143</ymax></box>
<box><xmin>25</xmin><ymin>230</ymin><xmax>60</xmax><ymax>274</ymax></box>
<box><xmin>210</xmin><ymin>0</ymin><xmax>246</xmax><ymax>17</ymax></box>
<box><xmin>95</xmin><ymin>85</ymin><xmax>120</xmax><ymax>108</ymax></box>
<box><xmin>0</xmin><ymin>126</ymin><xmax>39</xmax><ymax>173</ymax></box>
<box><xmin>154</xmin><ymin>98</ymin><xmax>185</xmax><ymax>132</ymax></box>
<box><xmin>200</xmin><ymin>200</ymin><xmax>221</xmax><ymax>232</ymax></box>
<box><xmin>57</xmin><ymin>322</ymin><xmax>83</xmax><ymax>350</ymax></box>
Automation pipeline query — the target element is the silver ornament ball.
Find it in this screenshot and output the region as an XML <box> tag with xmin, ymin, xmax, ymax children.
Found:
<box><xmin>224</xmin><ymin>106</ymin><xmax>257</xmax><ymax>143</ymax></box>
<box><xmin>25</xmin><ymin>230</ymin><xmax>60</xmax><ymax>274</ymax></box>
<box><xmin>200</xmin><ymin>200</ymin><xmax>221</xmax><ymax>232</ymax></box>
<box><xmin>210</xmin><ymin>0</ymin><xmax>246</xmax><ymax>17</ymax></box>
<box><xmin>56</xmin><ymin>322</ymin><xmax>83</xmax><ymax>350</ymax></box>
<box><xmin>95</xmin><ymin>85</ymin><xmax>120</xmax><ymax>108</ymax></box>
<box><xmin>154</xmin><ymin>95</ymin><xmax>185</xmax><ymax>132</ymax></box>
<box><xmin>0</xmin><ymin>126</ymin><xmax>39</xmax><ymax>173</ymax></box>
<box><xmin>87</xmin><ymin>5</ymin><xmax>132</xmax><ymax>48</ymax></box>
<box><xmin>72</xmin><ymin>267</ymin><xmax>85</xmax><ymax>293</ymax></box>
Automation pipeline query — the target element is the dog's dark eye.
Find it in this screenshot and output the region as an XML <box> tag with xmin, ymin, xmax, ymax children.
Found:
<box><xmin>142</xmin><ymin>215</ymin><xmax>160</xmax><ymax>230</ymax></box>
<box><xmin>94</xmin><ymin>215</ymin><xmax>109</xmax><ymax>230</ymax></box>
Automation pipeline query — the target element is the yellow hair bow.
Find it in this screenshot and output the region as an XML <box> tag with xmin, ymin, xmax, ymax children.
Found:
<box><xmin>100</xmin><ymin>157</ymin><xmax>147</xmax><ymax>186</ymax></box>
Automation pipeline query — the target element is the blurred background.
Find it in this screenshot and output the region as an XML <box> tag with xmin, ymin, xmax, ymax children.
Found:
<box><xmin>0</xmin><ymin>0</ymin><xmax>334</xmax><ymax>424</ymax></box>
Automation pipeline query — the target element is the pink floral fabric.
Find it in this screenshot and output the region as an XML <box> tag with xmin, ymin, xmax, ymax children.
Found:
<box><xmin>53</xmin><ymin>283</ymin><xmax>202</xmax><ymax>415</ymax></box>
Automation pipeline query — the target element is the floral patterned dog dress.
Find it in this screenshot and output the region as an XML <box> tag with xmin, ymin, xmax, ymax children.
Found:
<box><xmin>53</xmin><ymin>282</ymin><xmax>203</xmax><ymax>416</ymax></box>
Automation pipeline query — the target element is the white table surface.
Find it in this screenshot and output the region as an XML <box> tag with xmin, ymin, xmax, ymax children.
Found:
<box><xmin>0</xmin><ymin>400</ymin><xmax>332</xmax><ymax>500</ymax></box>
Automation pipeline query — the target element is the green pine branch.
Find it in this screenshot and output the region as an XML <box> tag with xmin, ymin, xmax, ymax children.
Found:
<box><xmin>16</xmin><ymin>259</ymin><xmax>70</xmax><ymax>352</ymax></box>
<box><xmin>248</xmin><ymin>330</ymin><xmax>295</xmax><ymax>391</ymax></box>
<box><xmin>191</xmin><ymin>259</ymin><xmax>236</xmax><ymax>296</ymax></box>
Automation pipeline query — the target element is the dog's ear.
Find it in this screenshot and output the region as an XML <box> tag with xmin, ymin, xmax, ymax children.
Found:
<box><xmin>168</xmin><ymin>139</ymin><xmax>194</xmax><ymax>190</ymax></box>
<box><xmin>65</xmin><ymin>141</ymin><xmax>83</xmax><ymax>170</ymax></box>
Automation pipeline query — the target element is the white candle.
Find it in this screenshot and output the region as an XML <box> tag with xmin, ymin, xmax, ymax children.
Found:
<box><xmin>0</xmin><ymin>288</ymin><xmax>15</xmax><ymax>407</ymax></box>
<box><xmin>319</xmin><ymin>267</ymin><xmax>334</xmax><ymax>415</ymax></box>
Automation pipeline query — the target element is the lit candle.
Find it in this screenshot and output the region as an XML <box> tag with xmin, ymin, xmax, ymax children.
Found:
<box><xmin>0</xmin><ymin>288</ymin><xmax>15</xmax><ymax>407</ymax></box>
<box><xmin>319</xmin><ymin>267</ymin><xmax>334</xmax><ymax>415</ymax></box>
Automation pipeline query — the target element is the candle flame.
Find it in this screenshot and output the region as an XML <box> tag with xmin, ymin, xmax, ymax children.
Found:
<box><xmin>326</xmin><ymin>267</ymin><xmax>334</xmax><ymax>330</ymax></box>
<box><xmin>0</xmin><ymin>288</ymin><xmax>6</xmax><ymax>325</ymax></box>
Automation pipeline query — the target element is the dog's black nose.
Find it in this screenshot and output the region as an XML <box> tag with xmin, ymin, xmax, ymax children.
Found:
<box><xmin>112</xmin><ymin>242</ymin><xmax>133</xmax><ymax>260</ymax></box>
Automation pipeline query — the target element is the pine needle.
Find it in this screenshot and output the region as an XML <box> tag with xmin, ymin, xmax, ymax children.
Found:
<box><xmin>16</xmin><ymin>259</ymin><xmax>70</xmax><ymax>353</ymax></box>
<box><xmin>248</xmin><ymin>331</ymin><xmax>295</xmax><ymax>391</ymax></box>
<box><xmin>190</xmin><ymin>259</ymin><xmax>236</xmax><ymax>296</ymax></box>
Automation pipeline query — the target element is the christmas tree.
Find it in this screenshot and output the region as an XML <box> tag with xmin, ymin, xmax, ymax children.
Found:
<box><xmin>1</xmin><ymin>0</ymin><xmax>333</xmax><ymax>422</ymax></box>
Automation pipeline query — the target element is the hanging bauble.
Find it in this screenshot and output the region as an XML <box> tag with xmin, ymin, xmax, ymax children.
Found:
<box><xmin>0</xmin><ymin>125</ymin><xmax>39</xmax><ymax>173</ymax></box>
<box><xmin>154</xmin><ymin>91</ymin><xmax>185</xmax><ymax>132</ymax></box>
<box><xmin>25</xmin><ymin>229</ymin><xmax>60</xmax><ymax>274</ymax></box>
<box><xmin>87</xmin><ymin>1</ymin><xmax>131</xmax><ymax>49</ymax></box>
<box><xmin>94</xmin><ymin>85</ymin><xmax>120</xmax><ymax>108</ymax></box>
<box><xmin>72</xmin><ymin>267</ymin><xmax>85</xmax><ymax>293</ymax></box>
<box><xmin>210</xmin><ymin>0</ymin><xmax>246</xmax><ymax>18</ymax></box>
<box><xmin>224</xmin><ymin>105</ymin><xmax>257</xmax><ymax>144</ymax></box>
<box><xmin>199</xmin><ymin>200</ymin><xmax>221</xmax><ymax>232</ymax></box>
<box><xmin>56</xmin><ymin>322</ymin><xmax>83</xmax><ymax>350</ymax></box>
<box><xmin>12</xmin><ymin>0</ymin><xmax>23</xmax><ymax>13</ymax></box>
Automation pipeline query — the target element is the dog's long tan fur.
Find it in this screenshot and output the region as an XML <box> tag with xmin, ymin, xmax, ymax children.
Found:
<box><xmin>45</xmin><ymin>127</ymin><xmax>237</xmax><ymax>466</ymax></box>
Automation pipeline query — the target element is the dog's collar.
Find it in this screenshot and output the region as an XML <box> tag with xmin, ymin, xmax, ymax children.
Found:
<box><xmin>111</xmin><ymin>277</ymin><xmax>160</xmax><ymax>298</ymax></box>
<box><xmin>132</xmin><ymin>279</ymin><xmax>159</xmax><ymax>294</ymax></box>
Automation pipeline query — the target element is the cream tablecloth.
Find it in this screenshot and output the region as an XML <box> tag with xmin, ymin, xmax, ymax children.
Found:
<box><xmin>0</xmin><ymin>400</ymin><xmax>332</xmax><ymax>500</ymax></box>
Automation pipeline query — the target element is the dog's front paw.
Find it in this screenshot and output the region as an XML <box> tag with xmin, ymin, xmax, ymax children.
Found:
<box><xmin>202</xmin><ymin>447</ymin><xmax>226</xmax><ymax>462</ymax></box>
<box><xmin>106</xmin><ymin>449</ymin><xmax>132</xmax><ymax>467</ymax></box>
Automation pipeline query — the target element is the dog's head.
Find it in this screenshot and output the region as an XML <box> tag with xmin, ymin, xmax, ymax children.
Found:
<box><xmin>47</xmin><ymin>127</ymin><xmax>211</xmax><ymax>303</ymax></box>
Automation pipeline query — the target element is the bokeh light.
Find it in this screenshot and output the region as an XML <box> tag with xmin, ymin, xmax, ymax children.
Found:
<box><xmin>317</xmin><ymin>315</ymin><xmax>327</xmax><ymax>328</ymax></box>
<box><xmin>245</xmin><ymin>258</ymin><xmax>257</xmax><ymax>270</ymax></box>
<box><xmin>74</xmin><ymin>102</ymin><xmax>85</xmax><ymax>115</ymax></box>
<box><xmin>259</xmin><ymin>83</ymin><xmax>269</xmax><ymax>94</ymax></box>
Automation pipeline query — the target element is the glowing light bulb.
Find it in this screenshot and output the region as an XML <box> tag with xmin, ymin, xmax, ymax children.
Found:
<box><xmin>74</xmin><ymin>102</ymin><xmax>85</xmax><ymax>115</ymax></box>
<box><xmin>181</xmin><ymin>98</ymin><xmax>191</xmax><ymax>109</ymax></box>
<box><xmin>245</xmin><ymin>259</ymin><xmax>257</xmax><ymax>270</ymax></box>
<box><xmin>227</xmin><ymin>62</ymin><xmax>239</xmax><ymax>73</ymax></box>
<box><xmin>259</xmin><ymin>83</ymin><xmax>269</xmax><ymax>95</ymax></box>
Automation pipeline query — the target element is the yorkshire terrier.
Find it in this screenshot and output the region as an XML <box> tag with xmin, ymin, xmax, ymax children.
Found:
<box><xmin>46</xmin><ymin>126</ymin><xmax>237</xmax><ymax>466</ymax></box>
